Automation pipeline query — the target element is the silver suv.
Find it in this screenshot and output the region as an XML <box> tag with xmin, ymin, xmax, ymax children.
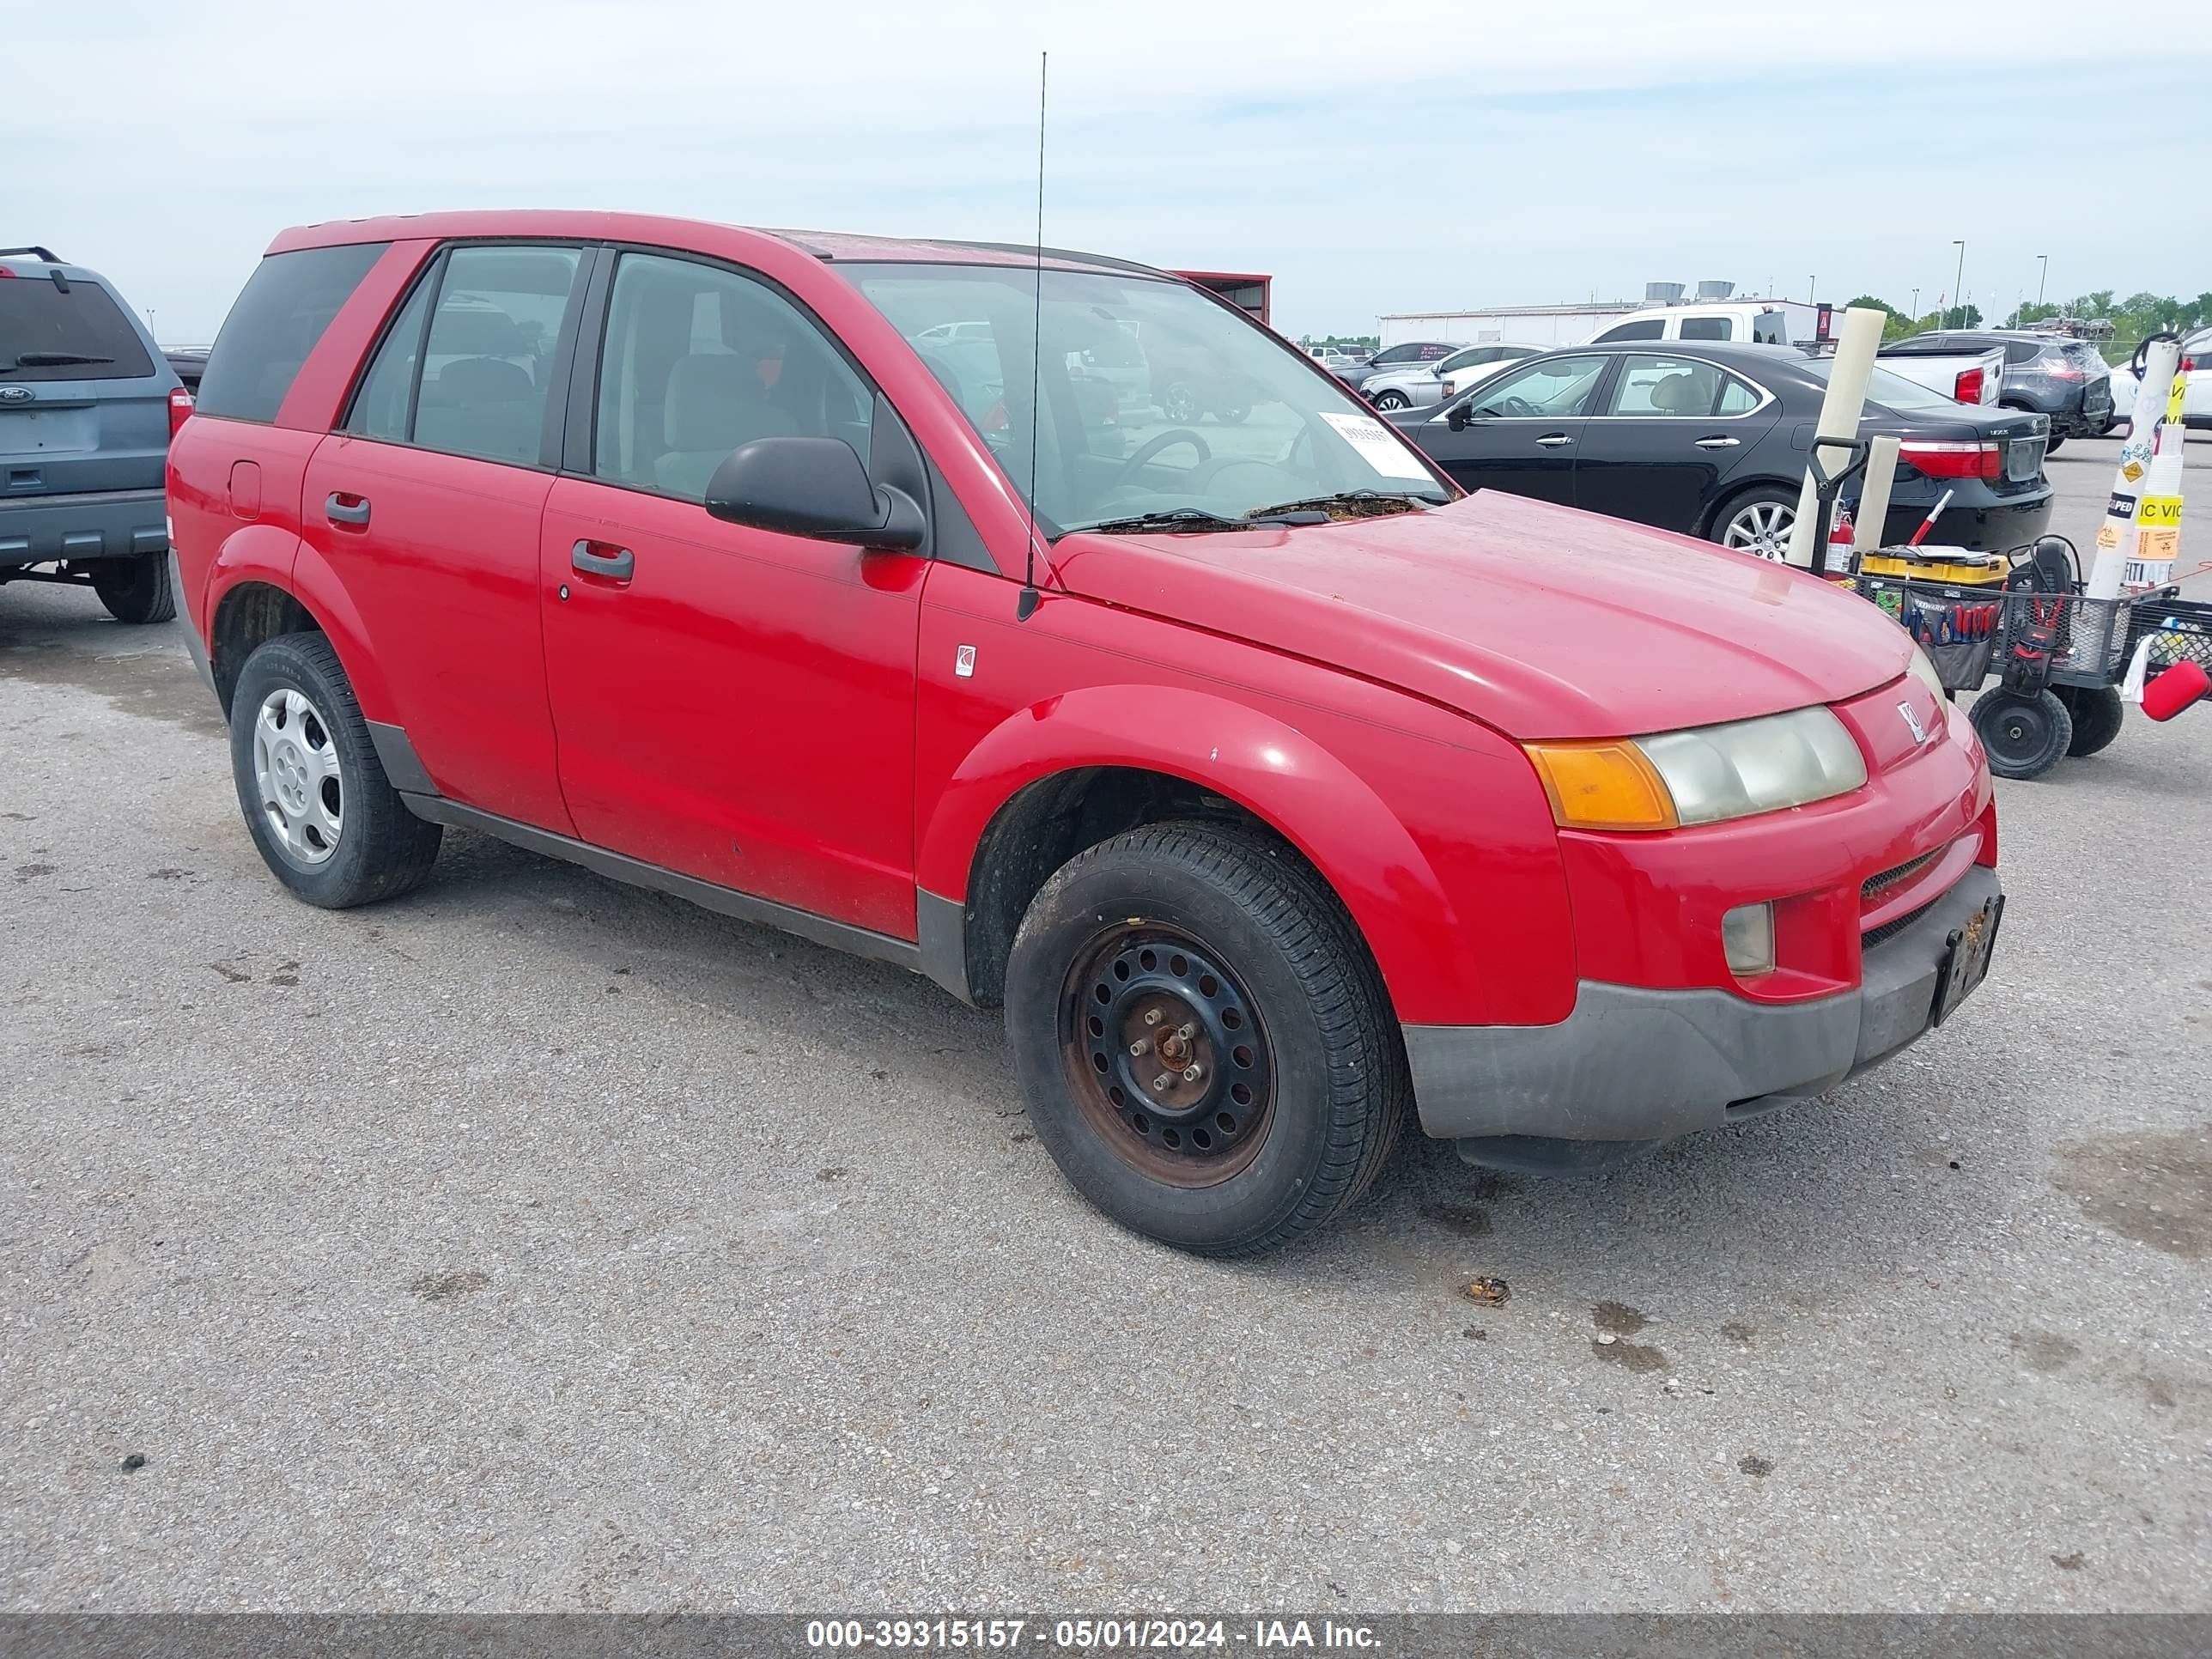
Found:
<box><xmin>1</xmin><ymin>246</ymin><xmax>186</xmax><ymax>623</ymax></box>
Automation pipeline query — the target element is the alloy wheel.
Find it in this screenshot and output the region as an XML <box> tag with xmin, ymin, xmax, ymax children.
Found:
<box><xmin>1723</xmin><ymin>499</ymin><xmax>1795</xmax><ymax>561</ymax></box>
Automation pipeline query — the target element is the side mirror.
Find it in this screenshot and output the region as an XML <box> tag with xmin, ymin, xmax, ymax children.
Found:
<box><xmin>703</xmin><ymin>436</ymin><xmax>925</xmax><ymax>551</ymax></box>
<box><xmin>1446</xmin><ymin>402</ymin><xmax>1476</xmax><ymax>430</ymax></box>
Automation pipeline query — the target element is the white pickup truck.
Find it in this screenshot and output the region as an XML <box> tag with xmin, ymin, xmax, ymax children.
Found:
<box><xmin>1874</xmin><ymin>340</ymin><xmax>2003</xmax><ymax>409</ymax></box>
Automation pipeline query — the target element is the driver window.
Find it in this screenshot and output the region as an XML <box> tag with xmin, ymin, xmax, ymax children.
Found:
<box><xmin>1468</xmin><ymin>355</ymin><xmax>1608</xmax><ymax>418</ymax></box>
<box><xmin>593</xmin><ymin>252</ymin><xmax>872</xmax><ymax>502</ymax></box>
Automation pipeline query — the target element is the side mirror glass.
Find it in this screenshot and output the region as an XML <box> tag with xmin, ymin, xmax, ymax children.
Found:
<box><xmin>1446</xmin><ymin>402</ymin><xmax>1475</xmax><ymax>430</ymax></box>
<box><xmin>703</xmin><ymin>435</ymin><xmax>925</xmax><ymax>551</ymax></box>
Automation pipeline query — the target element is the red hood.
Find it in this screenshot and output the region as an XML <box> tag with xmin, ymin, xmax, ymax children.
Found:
<box><xmin>1048</xmin><ymin>492</ymin><xmax>1917</xmax><ymax>740</ymax></box>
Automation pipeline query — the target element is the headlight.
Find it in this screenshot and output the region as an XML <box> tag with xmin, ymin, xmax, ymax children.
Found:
<box><xmin>1904</xmin><ymin>642</ymin><xmax>1948</xmax><ymax>708</ymax></box>
<box><xmin>1527</xmin><ymin>706</ymin><xmax>1868</xmax><ymax>831</ymax></box>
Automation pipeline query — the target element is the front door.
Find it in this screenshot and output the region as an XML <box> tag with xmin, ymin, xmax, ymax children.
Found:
<box><xmin>1571</xmin><ymin>353</ymin><xmax>1778</xmax><ymax>532</ymax></box>
<box><xmin>1417</xmin><ymin>352</ymin><xmax>1609</xmax><ymax>503</ymax></box>
<box><xmin>539</xmin><ymin>249</ymin><xmax>927</xmax><ymax>940</ymax></box>
<box><xmin>300</xmin><ymin>240</ymin><xmax>589</xmax><ymax>832</ymax></box>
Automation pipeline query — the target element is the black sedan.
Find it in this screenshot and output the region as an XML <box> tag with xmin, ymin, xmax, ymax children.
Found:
<box><xmin>1386</xmin><ymin>342</ymin><xmax>2054</xmax><ymax>556</ymax></box>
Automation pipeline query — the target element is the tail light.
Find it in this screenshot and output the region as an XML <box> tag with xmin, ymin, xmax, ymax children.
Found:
<box><xmin>1953</xmin><ymin>368</ymin><xmax>1985</xmax><ymax>404</ymax></box>
<box><xmin>1899</xmin><ymin>439</ymin><xmax>2002</xmax><ymax>480</ymax></box>
<box><xmin>167</xmin><ymin>385</ymin><xmax>194</xmax><ymax>438</ymax></box>
<box><xmin>2043</xmin><ymin>356</ymin><xmax>2084</xmax><ymax>380</ymax></box>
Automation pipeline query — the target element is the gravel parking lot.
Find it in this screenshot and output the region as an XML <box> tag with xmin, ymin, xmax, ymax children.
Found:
<box><xmin>3</xmin><ymin>436</ymin><xmax>2208</xmax><ymax>1613</ymax></box>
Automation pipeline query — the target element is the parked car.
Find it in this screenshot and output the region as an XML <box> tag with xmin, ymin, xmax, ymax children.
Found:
<box><xmin>170</xmin><ymin>212</ymin><xmax>2002</xmax><ymax>1255</ymax></box>
<box><xmin>1583</xmin><ymin>301</ymin><xmax>1818</xmax><ymax>346</ymax></box>
<box><xmin>1875</xmin><ymin>339</ymin><xmax>2004</xmax><ymax>410</ymax></box>
<box><xmin>2107</xmin><ymin>326</ymin><xmax>2212</xmax><ymax>436</ymax></box>
<box><xmin>1388</xmin><ymin>342</ymin><xmax>2053</xmax><ymax>556</ymax></box>
<box><xmin>1364</xmin><ymin>342</ymin><xmax>1539</xmax><ymax>411</ymax></box>
<box><xmin>1882</xmin><ymin>331</ymin><xmax>2112</xmax><ymax>453</ymax></box>
<box><xmin>1336</xmin><ymin>338</ymin><xmax>1463</xmax><ymax>395</ymax></box>
<box><xmin>165</xmin><ymin>348</ymin><xmax>210</xmax><ymax>394</ymax></box>
<box><xmin>1</xmin><ymin>246</ymin><xmax>188</xmax><ymax>622</ymax></box>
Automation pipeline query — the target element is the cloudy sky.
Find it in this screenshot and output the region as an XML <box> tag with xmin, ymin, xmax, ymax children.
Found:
<box><xmin>11</xmin><ymin>0</ymin><xmax>2210</xmax><ymax>343</ymax></box>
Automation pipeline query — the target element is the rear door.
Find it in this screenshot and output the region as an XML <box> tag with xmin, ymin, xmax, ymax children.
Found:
<box><xmin>300</xmin><ymin>241</ymin><xmax>589</xmax><ymax>833</ymax></box>
<box><xmin>0</xmin><ymin>270</ymin><xmax>169</xmax><ymax>522</ymax></box>
<box><xmin>1572</xmin><ymin>353</ymin><xmax>1778</xmax><ymax>532</ymax></box>
<box><xmin>1415</xmin><ymin>352</ymin><xmax>1609</xmax><ymax>503</ymax></box>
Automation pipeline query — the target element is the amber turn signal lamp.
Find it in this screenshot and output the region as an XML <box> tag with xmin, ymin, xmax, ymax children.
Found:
<box><xmin>1523</xmin><ymin>741</ymin><xmax>1680</xmax><ymax>832</ymax></box>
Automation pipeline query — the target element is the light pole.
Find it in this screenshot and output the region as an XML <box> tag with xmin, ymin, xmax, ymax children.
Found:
<box><xmin>1910</xmin><ymin>287</ymin><xmax>1920</xmax><ymax>322</ymax></box>
<box><xmin>1951</xmin><ymin>240</ymin><xmax>1966</xmax><ymax>326</ymax></box>
<box><xmin>1808</xmin><ymin>275</ymin><xmax>1817</xmax><ymax>302</ymax></box>
<box><xmin>2036</xmin><ymin>252</ymin><xmax>2049</xmax><ymax>308</ymax></box>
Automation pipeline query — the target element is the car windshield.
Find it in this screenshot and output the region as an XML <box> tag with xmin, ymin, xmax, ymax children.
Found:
<box><xmin>1804</xmin><ymin>357</ymin><xmax>1962</xmax><ymax>415</ymax></box>
<box><xmin>840</xmin><ymin>262</ymin><xmax>1447</xmax><ymax>534</ymax></box>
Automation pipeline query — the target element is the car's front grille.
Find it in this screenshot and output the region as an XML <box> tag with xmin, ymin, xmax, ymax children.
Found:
<box><xmin>1862</xmin><ymin>850</ymin><xmax>1939</xmax><ymax>906</ymax></box>
<box><xmin>1863</xmin><ymin>897</ymin><xmax>1939</xmax><ymax>951</ymax></box>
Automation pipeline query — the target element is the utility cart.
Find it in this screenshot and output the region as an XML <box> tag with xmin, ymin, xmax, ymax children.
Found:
<box><xmin>1852</xmin><ymin>537</ymin><xmax>2178</xmax><ymax>780</ymax></box>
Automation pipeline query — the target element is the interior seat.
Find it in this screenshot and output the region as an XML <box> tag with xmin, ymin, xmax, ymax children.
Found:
<box><xmin>654</xmin><ymin>353</ymin><xmax>798</xmax><ymax>499</ymax></box>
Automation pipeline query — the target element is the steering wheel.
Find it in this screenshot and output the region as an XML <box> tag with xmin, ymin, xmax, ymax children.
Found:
<box><xmin>1493</xmin><ymin>396</ymin><xmax>1539</xmax><ymax>418</ymax></box>
<box><xmin>1116</xmin><ymin>428</ymin><xmax>1212</xmax><ymax>483</ymax></box>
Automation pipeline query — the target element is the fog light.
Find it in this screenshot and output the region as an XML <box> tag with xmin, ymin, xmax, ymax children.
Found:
<box><xmin>1723</xmin><ymin>902</ymin><xmax>1775</xmax><ymax>975</ymax></box>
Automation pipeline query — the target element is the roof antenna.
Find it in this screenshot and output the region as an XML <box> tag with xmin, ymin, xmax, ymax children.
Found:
<box><xmin>1015</xmin><ymin>49</ymin><xmax>1048</xmax><ymax>623</ymax></box>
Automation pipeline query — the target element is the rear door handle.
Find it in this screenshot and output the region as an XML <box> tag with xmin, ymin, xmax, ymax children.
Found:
<box><xmin>1535</xmin><ymin>433</ymin><xmax>1574</xmax><ymax>448</ymax></box>
<box><xmin>325</xmin><ymin>492</ymin><xmax>370</xmax><ymax>526</ymax></box>
<box><xmin>571</xmin><ymin>540</ymin><xmax>635</xmax><ymax>581</ymax></box>
<box><xmin>1694</xmin><ymin>436</ymin><xmax>1741</xmax><ymax>449</ymax></box>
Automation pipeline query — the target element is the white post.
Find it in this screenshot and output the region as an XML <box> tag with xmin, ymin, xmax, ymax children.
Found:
<box><xmin>2087</xmin><ymin>339</ymin><xmax>2181</xmax><ymax>599</ymax></box>
<box><xmin>1785</xmin><ymin>306</ymin><xmax>1885</xmax><ymax>568</ymax></box>
<box><xmin>1851</xmin><ymin>435</ymin><xmax>1904</xmax><ymax>556</ymax></box>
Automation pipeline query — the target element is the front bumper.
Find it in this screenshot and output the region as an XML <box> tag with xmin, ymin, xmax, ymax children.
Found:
<box><xmin>1405</xmin><ymin>863</ymin><xmax>2000</xmax><ymax>1164</ymax></box>
<box><xmin>0</xmin><ymin>487</ymin><xmax>167</xmax><ymax>568</ymax></box>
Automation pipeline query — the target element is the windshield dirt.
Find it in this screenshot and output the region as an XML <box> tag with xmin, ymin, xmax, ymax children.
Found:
<box><xmin>840</xmin><ymin>262</ymin><xmax>1447</xmax><ymax>534</ymax></box>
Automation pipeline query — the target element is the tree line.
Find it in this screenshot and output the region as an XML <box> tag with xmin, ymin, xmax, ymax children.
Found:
<box><xmin>1843</xmin><ymin>291</ymin><xmax>2212</xmax><ymax>360</ymax></box>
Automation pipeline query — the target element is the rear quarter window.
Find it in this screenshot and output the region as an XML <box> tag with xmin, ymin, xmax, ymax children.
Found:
<box><xmin>196</xmin><ymin>243</ymin><xmax>388</xmax><ymax>422</ymax></box>
<box><xmin>0</xmin><ymin>277</ymin><xmax>156</xmax><ymax>381</ymax></box>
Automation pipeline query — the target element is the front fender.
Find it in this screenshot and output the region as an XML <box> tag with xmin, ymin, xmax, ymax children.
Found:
<box><xmin>917</xmin><ymin>683</ymin><xmax>1480</xmax><ymax>1023</ymax></box>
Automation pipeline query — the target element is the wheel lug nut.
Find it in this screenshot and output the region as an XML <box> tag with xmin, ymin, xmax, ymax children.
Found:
<box><xmin>1182</xmin><ymin>1064</ymin><xmax>1203</xmax><ymax>1083</ymax></box>
<box><xmin>1176</xmin><ymin>1022</ymin><xmax>1195</xmax><ymax>1041</ymax></box>
<box><xmin>1128</xmin><ymin>1038</ymin><xmax>1151</xmax><ymax>1057</ymax></box>
<box><xmin>1152</xmin><ymin>1073</ymin><xmax>1173</xmax><ymax>1092</ymax></box>
<box><xmin>1143</xmin><ymin>1009</ymin><xmax>1163</xmax><ymax>1026</ymax></box>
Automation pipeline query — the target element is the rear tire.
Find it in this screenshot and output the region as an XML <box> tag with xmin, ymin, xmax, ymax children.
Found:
<box><xmin>1005</xmin><ymin>820</ymin><xmax>1407</xmax><ymax>1256</ymax></box>
<box><xmin>1711</xmin><ymin>484</ymin><xmax>1797</xmax><ymax>562</ymax></box>
<box><xmin>1370</xmin><ymin>389</ymin><xmax>1409</xmax><ymax>411</ymax></box>
<box><xmin>2059</xmin><ymin>684</ymin><xmax>2124</xmax><ymax>757</ymax></box>
<box><xmin>1971</xmin><ymin>686</ymin><xmax>2073</xmax><ymax>780</ymax></box>
<box><xmin>229</xmin><ymin>631</ymin><xmax>442</xmax><ymax>908</ymax></box>
<box><xmin>90</xmin><ymin>552</ymin><xmax>176</xmax><ymax>624</ymax></box>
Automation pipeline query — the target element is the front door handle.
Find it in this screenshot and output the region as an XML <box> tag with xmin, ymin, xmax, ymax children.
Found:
<box><xmin>571</xmin><ymin>540</ymin><xmax>635</xmax><ymax>581</ymax></box>
<box><xmin>1694</xmin><ymin>435</ymin><xmax>1742</xmax><ymax>449</ymax></box>
<box><xmin>325</xmin><ymin>492</ymin><xmax>370</xmax><ymax>526</ymax></box>
<box><xmin>1535</xmin><ymin>433</ymin><xmax>1574</xmax><ymax>448</ymax></box>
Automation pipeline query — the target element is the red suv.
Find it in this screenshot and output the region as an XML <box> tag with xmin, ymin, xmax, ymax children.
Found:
<box><xmin>169</xmin><ymin>212</ymin><xmax>2002</xmax><ymax>1255</ymax></box>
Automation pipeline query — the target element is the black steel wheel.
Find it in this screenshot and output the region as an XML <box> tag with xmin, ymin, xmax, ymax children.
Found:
<box><xmin>1006</xmin><ymin>820</ymin><xmax>1407</xmax><ymax>1255</ymax></box>
<box><xmin>1060</xmin><ymin>927</ymin><xmax>1276</xmax><ymax>1188</ymax></box>
<box><xmin>1971</xmin><ymin>686</ymin><xmax>2074</xmax><ymax>780</ymax></box>
<box><xmin>2058</xmin><ymin>684</ymin><xmax>2124</xmax><ymax>757</ymax></box>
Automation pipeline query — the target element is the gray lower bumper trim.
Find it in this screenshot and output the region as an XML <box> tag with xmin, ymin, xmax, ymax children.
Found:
<box><xmin>1407</xmin><ymin>864</ymin><xmax>2001</xmax><ymax>1145</ymax></box>
<box><xmin>172</xmin><ymin>550</ymin><xmax>218</xmax><ymax>699</ymax></box>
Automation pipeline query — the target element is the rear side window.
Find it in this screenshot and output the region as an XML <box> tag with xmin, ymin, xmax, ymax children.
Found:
<box><xmin>1592</xmin><ymin>319</ymin><xmax>1664</xmax><ymax>342</ymax></box>
<box><xmin>1679</xmin><ymin>316</ymin><xmax>1731</xmax><ymax>341</ymax></box>
<box><xmin>0</xmin><ymin>276</ymin><xmax>156</xmax><ymax>382</ymax></box>
<box><xmin>412</xmin><ymin>246</ymin><xmax>583</xmax><ymax>465</ymax></box>
<box><xmin>2004</xmin><ymin>339</ymin><xmax>2044</xmax><ymax>365</ymax></box>
<box><xmin>197</xmin><ymin>243</ymin><xmax>387</xmax><ymax>422</ymax></box>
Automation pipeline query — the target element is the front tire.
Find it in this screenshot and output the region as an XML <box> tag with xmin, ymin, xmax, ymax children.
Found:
<box><xmin>1006</xmin><ymin>821</ymin><xmax>1407</xmax><ymax>1256</ymax></box>
<box><xmin>90</xmin><ymin>553</ymin><xmax>176</xmax><ymax>624</ymax></box>
<box><xmin>229</xmin><ymin>632</ymin><xmax>442</xmax><ymax>907</ymax></box>
<box><xmin>1971</xmin><ymin>686</ymin><xmax>2073</xmax><ymax>780</ymax></box>
<box><xmin>2059</xmin><ymin>684</ymin><xmax>2124</xmax><ymax>757</ymax></box>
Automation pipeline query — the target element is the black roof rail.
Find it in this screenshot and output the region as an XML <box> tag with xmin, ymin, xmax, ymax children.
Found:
<box><xmin>0</xmin><ymin>246</ymin><xmax>62</xmax><ymax>264</ymax></box>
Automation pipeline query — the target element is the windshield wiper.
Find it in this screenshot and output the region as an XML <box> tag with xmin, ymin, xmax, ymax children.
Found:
<box><xmin>3</xmin><ymin>352</ymin><xmax>114</xmax><ymax>368</ymax></box>
<box><xmin>1244</xmin><ymin>489</ymin><xmax>1446</xmax><ymax>520</ymax></box>
<box><xmin>1077</xmin><ymin>507</ymin><xmax>1318</xmax><ymax>536</ymax></box>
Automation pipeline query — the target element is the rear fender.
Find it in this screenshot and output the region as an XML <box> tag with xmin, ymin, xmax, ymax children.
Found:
<box><xmin>917</xmin><ymin>684</ymin><xmax>1475</xmax><ymax>1019</ymax></box>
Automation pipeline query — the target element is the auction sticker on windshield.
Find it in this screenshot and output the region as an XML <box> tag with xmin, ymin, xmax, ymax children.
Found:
<box><xmin>1318</xmin><ymin>411</ymin><xmax>1434</xmax><ymax>482</ymax></box>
